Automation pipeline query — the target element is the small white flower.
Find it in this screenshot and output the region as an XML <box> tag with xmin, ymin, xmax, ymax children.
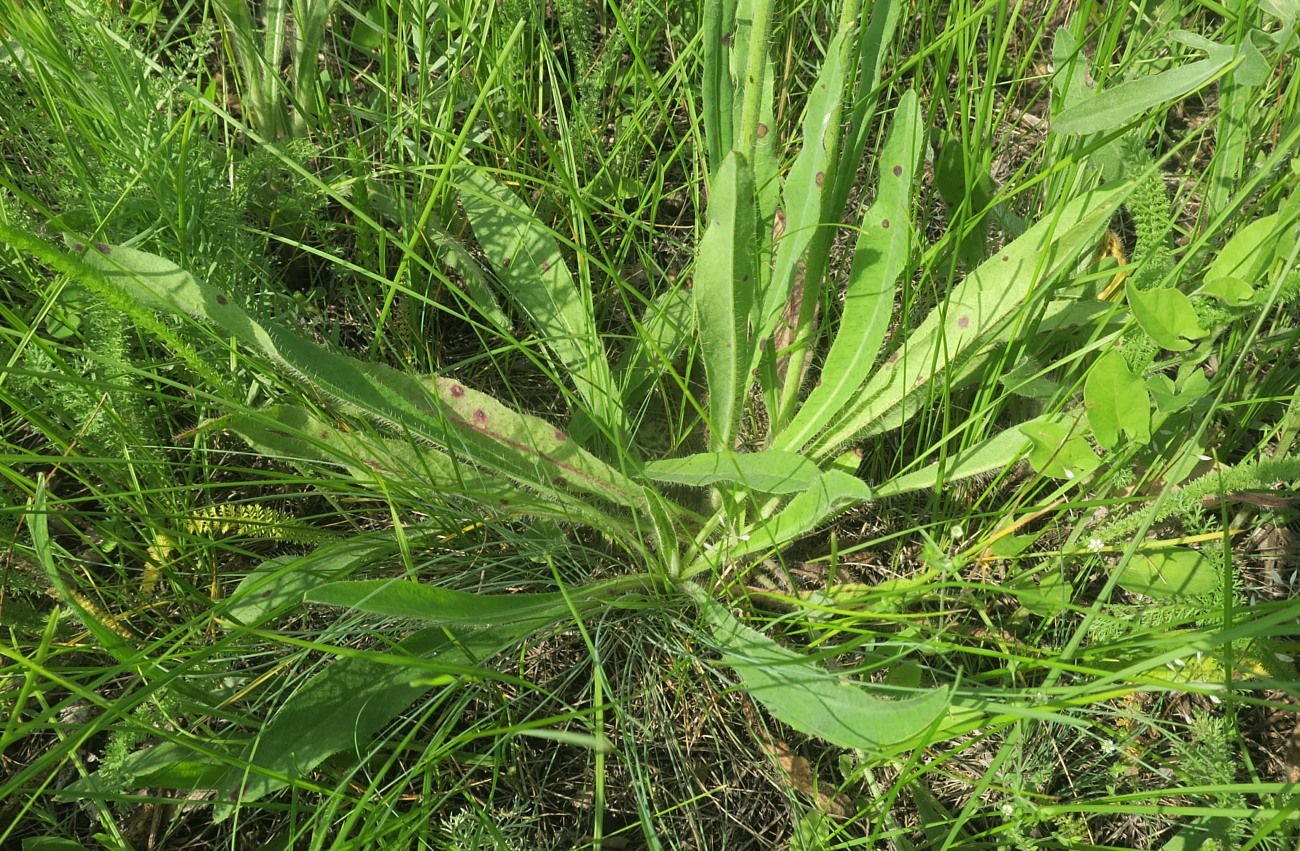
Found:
<box><xmin>1064</xmin><ymin>468</ymin><xmax>1075</xmax><ymax>479</ymax></box>
<box><xmin>1032</xmin><ymin>691</ymin><xmax>1047</xmax><ymax>706</ymax></box>
<box><xmin>1087</xmin><ymin>537</ymin><xmax>1104</xmax><ymax>554</ymax></box>
<box><xmin>1101</xmin><ymin>740</ymin><xmax>1118</xmax><ymax>755</ymax></box>
<box><xmin>1000</xmin><ymin>803</ymin><xmax>1016</xmax><ymax>818</ymax></box>
<box><xmin>950</xmin><ymin>524</ymin><xmax>964</xmax><ymax>541</ymax></box>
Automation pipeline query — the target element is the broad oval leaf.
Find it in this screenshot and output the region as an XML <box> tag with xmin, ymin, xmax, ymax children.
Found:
<box><xmin>1019</xmin><ymin>419</ymin><xmax>1102</xmax><ymax>481</ymax></box>
<box><xmin>1084</xmin><ymin>348</ymin><xmax>1151</xmax><ymax>450</ymax></box>
<box><xmin>1127</xmin><ymin>285</ymin><xmax>1207</xmax><ymax>351</ymax></box>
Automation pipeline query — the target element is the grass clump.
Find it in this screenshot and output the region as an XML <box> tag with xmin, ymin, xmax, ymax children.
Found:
<box><xmin>2</xmin><ymin>0</ymin><xmax>1300</xmax><ymax>849</ymax></box>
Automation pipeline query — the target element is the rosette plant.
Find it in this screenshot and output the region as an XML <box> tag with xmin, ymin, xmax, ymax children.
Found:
<box><xmin>13</xmin><ymin>0</ymin><xmax>1140</xmax><ymax>826</ymax></box>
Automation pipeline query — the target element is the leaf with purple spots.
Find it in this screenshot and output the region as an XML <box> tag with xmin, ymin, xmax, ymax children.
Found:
<box><xmin>801</xmin><ymin>180</ymin><xmax>1133</xmax><ymax>461</ymax></box>
<box><xmin>773</xmin><ymin>90</ymin><xmax>922</xmax><ymax>454</ymax></box>
<box><xmin>455</xmin><ymin>168</ymin><xmax>624</xmax><ymax>439</ymax></box>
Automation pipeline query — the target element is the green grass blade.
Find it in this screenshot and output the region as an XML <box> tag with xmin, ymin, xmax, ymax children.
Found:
<box><xmin>612</xmin><ymin>286</ymin><xmax>694</xmax><ymax>410</ymax></box>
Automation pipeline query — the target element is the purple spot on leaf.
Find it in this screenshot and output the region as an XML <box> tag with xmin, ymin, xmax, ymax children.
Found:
<box><xmin>887</xmin><ymin>351</ymin><xmax>899</xmax><ymax>365</ymax></box>
<box><xmin>881</xmin><ymin>218</ymin><xmax>890</xmax><ymax>229</ymax></box>
<box><xmin>501</xmin><ymin>257</ymin><xmax>511</xmax><ymax>267</ymax></box>
<box><xmin>473</xmin><ymin>409</ymin><xmax>487</xmax><ymax>424</ymax></box>
<box><xmin>757</xmin><ymin>123</ymin><xmax>768</xmax><ymax>139</ymax></box>
<box><xmin>541</xmin><ymin>260</ymin><xmax>551</xmax><ymax>272</ymax></box>
<box><xmin>320</xmin><ymin>431</ymin><xmax>330</xmax><ymax>440</ymax></box>
<box><xmin>71</xmin><ymin>242</ymin><xmax>85</xmax><ymax>252</ymax></box>
<box><xmin>722</xmin><ymin>32</ymin><xmax>733</xmax><ymax>47</ymax></box>
<box><xmin>915</xmin><ymin>374</ymin><xmax>926</xmax><ymax>385</ymax></box>
<box><xmin>450</xmin><ymin>384</ymin><xmax>465</xmax><ymax>398</ymax></box>
<box><xmin>554</xmin><ymin>429</ymin><xmax>566</xmax><ymax>442</ymax></box>
<box><xmin>957</xmin><ymin>315</ymin><xmax>970</xmax><ymax>329</ymax></box>
<box><xmin>94</xmin><ymin>243</ymin><xmax>110</xmax><ymax>255</ymax></box>
<box><xmin>215</xmin><ymin>293</ymin><xmax>228</xmax><ymax>306</ymax></box>
<box><xmin>893</xmin><ymin>165</ymin><xmax>903</xmax><ymax>177</ymax></box>
<box><xmin>815</xmin><ymin>171</ymin><xmax>825</xmax><ymax>187</ymax></box>
<box><xmin>1002</xmin><ymin>254</ymin><xmax>1010</xmax><ymax>262</ymax></box>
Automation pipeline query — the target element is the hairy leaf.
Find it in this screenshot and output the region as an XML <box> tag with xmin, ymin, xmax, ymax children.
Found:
<box><xmin>695</xmin><ymin>151</ymin><xmax>759</xmax><ymax>450</ymax></box>
<box><xmin>703</xmin><ymin>598</ymin><xmax>950</xmax><ymax>750</ymax></box>
<box><xmin>643</xmin><ymin>450</ymin><xmax>821</xmax><ymax>494</ymax></box>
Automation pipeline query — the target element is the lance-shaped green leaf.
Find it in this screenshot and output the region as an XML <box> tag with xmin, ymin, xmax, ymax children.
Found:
<box><xmin>69</xmin><ymin>239</ymin><xmax>651</xmax><ymax>518</ymax></box>
<box><xmin>758</xmin><ymin>27</ymin><xmax>853</xmax><ymax>423</ymax></box>
<box><xmin>1052</xmin><ymin>34</ymin><xmax>1236</xmax><ymax>135</ymax></box>
<box><xmin>216</xmin><ymin>405</ymin><xmax>632</xmax><ymax>531</ymax></box>
<box><xmin>871</xmin><ymin>422</ymin><xmax>1039</xmax><ymax>499</ymax></box>
<box><xmin>455</xmin><ymin>168</ymin><xmax>625</xmax><ymax>438</ymax></box>
<box><xmin>766</xmin><ymin>27</ymin><xmax>850</xmax><ymax>318</ymax></box>
<box><xmin>805</xmin><ymin>182</ymin><xmax>1132</xmax><ymax>462</ymax></box>
<box><xmin>306</xmin><ymin>574</ymin><xmax>658</xmax><ymax>625</ymax></box>
<box><xmin>642</xmin><ymin>450</ymin><xmax>821</xmax><ymax>495</ymax></box>
<box><xmin>1201</xmin><ymin>213</ymin><xmax>1292</xmax><ymax>306</ymax></box>
<box><xmin>701</xmin><ymin>0</ymin><xmax>737</xmax><ymax>167</ymax></box>
<box><xmin>219</xmin><ymin>405</ymin><xmax>520</xmax><ymax>498</ymax></box>
<box><xmin>773</xmin><ymin>90</ymin><xmax>922</xmax><ymax>453</ymax></box>
<box><xmin>730</xmin><ymin>469</ymin><xmax>873</xmax><ymax>561</ymax></box>
<box><xmin>695</xmin><ymin>151</ymin><xmax>759</xmax><ymax>450</ymax></box>
<box><xmin>212</xmin><ymin>620</ymin><xmax>551</xmax><ymax>821</ymax></box>
<box><xmin>701</xmin><ymin>596</ymin><xmax>951</xmax><ymax>751</ymax></box>
<box><xmin>832</xmin><ymin>0</ymin><xmax>900</xmax><ymax>217</ymax></box>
